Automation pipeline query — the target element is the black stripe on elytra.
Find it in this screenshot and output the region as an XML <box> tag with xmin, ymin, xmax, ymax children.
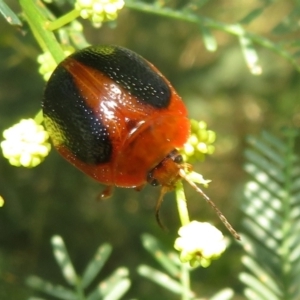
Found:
<box><xmin>72</xmin><ymin>45</ymin><xmax>171</xmax><ymax>109</ymax></box>
<box><xmin>43</xmin><ymin>65</ymin><xmax>112</xmax><ymax>165</ymax></box>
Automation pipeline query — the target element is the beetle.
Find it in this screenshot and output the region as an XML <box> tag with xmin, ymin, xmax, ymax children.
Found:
<box><xmin>43</xmin><ymin>45</ymin><xmax>239</xmax><ymax>239</ymax></box>
<box><xmin>43</xmin><ymin>45</ymin><xmax>189</xmax><ymax>191</ymax></box>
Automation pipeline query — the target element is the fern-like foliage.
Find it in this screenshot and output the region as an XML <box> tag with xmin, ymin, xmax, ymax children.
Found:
<box><xmin>240</xmin><ymin>130</ymin><xmax>300</xmax><ymax>300</ymax></box>
<box><xmin>27</xmin><ymin>236</ymin><xmax>131</xmax><ymax>300</ymax></box>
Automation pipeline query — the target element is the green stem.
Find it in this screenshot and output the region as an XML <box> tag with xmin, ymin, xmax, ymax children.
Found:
<box><xmin>125</xmin><ymin>0</ymin><xmax>300</xmax><ymax>72</ymax></box>
<box><xmin>175</xmin><ymin>181</ymin><xmax>190</xmax><ymax>226</ymax></box>
<box><xmin>47</xmin><ymin>9</ymin><xmax>80</xmax><ymax>31</ymax></box>
<box><xmin>75</xmin><ymin>278</ymin><xmax>86</xmax><ymax>300</ymax></box>
<box><xmin>280</xmin><ymin>129</ymin><xmax>298</xmax><ymax>299</ymax></box>
<box><xmin>34</xmin><ymin>110</ymin><xmax>44</xmax><ymax>124</ymax></box>
<box><xmin>19</xmin><ymin>0</ymin><xmax>65</xmax><ymax>64</ymax></box>
<box><xmin>180</xmin><ymin>263</ymin><xmax>191</xmax><ymax>300</ymax></box>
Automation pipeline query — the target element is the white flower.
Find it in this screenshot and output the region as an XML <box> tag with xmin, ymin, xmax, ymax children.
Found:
<box><xmin>1</xmin><ymin>119</ymin><xmax>51</xmax><ymax>168</ymax></box>
<box><xmin>174</xmin><ymin>221</ymin><xmax>226</xmax><ymax>267</ymax></box>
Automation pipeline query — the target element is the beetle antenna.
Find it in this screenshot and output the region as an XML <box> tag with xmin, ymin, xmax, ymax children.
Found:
<box><xmin>155</xmin><ymin>186</ymin><xmax>170</xmax><ymax>230</ymax></box>
<box><xmin>179</xmin><ymin>169</ymin><xmax>241</xmax><ymax>240</ymax></box>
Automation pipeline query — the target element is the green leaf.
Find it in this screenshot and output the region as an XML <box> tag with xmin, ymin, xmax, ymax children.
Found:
<box><xmin>210</xmin><ymin>288</ymin><xmax>234</xmax><ymax>300</ymax></box>
<box><xmin>51</xmin><ymin>235</ymin><xmax>78</xmax><ymax>286</ymax></box>
<box><xmin>272</xmin><ymin>8</ymin><xmax>300</xmax><ymax>34</ymax></box>
<box><xmin>238</xmin><ymin>35</ymin><xmax>262</xmax><ymax>75</ymax></box>
<box><xmin>239</xmin><ymin>7</ymin><xmax>265</xmax><ymax>24</ymax></box>
<box><xmin>239</xmin><ymin>272</ymin><xmax>281</xmax><ymax>300</ymax></box>
<box><xmin>137</xmin><ymin>265</ymin><xmax>194</xmax><ymax>297</ymax></box>
<box><xmin>87</xmin><ymin>267</ymin><xmax>130</xmax><ymax>300</ymax></box>
<box><xmin>141</xmin><ymin>233</ymin><xmax>180</xmax><ymax>277</ymax></box>
<box><xmin>102</xmin><ymin>279</ymin><xmax>131</xmax><ymax>300</ymax></box>
<box><xmin>26</xmin><ymin>276</ymin><xmax>77</xmax><ymax>300</ymax></box>
<box><xmin>82</xmin><ymin>243</ymin><xmax>112</xmax><ymax>289</ymax></box>
<box><xmin>241</xmin><ymin>256</ymin><xmax>281</xmax><ymax>297</ymax></box>
<box><xmin>244</xmin><ymin>149</ymin><xmax>284</xmax><ymax>182</ymax></box>
<box><xmin>241</xmin><ymin>130</ymin><xmax>300</xmax><ymax>299</ymax></box>
<box><xmin>199</xmin><ymin>23</ymin><xmax>217</xmax><ymax>52</ymax></box>
<box><xmin>0</xmin><ymin>0</ymin><xmax>22</xmax><ymax>25</ymax></box>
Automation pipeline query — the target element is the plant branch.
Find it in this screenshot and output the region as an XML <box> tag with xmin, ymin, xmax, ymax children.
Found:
<box><xmin>19</xmin><ymin>0</ymin><xmax>65</xmax><ymax>63</ymax></box>
<box><xmin>125</xmin><ymin>0</ymin><xmax>300</xmax><ymax>72</ymax></box>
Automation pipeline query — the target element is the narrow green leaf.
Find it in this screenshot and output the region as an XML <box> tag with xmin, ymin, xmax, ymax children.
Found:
<box><xmin>239</xmin><ymin>7</ymin><xmax>265</xmax><ymax>24</ymax></box>
<box><xmin>242</xmin><ymin>216</ymin><xmax>281</xmax><ymax>244</ymax></box>
<box><xmin>238</xmin><ymin>35</ymin><xmax>262</xmax><ymax>75</ymax></box>
<box><xmin>242</xmin><ymin>183</ymin><xmax>283</xmax><ymax>232</ymax></box>
<box><xmin>272</xmin><ymin>8</ymin><xmax>300</xmax><ymax>34</ymax></box>
<box><xmin>141</xmin><ymin>234</ymin><xmax>180</xmax><ymax>277</ymax></box>
<box><xmin>210</xmin><ymin>288</ymin><xmax>234</xmax><ymax>300</ymax></box>
<box><xmin>241</xmin><ymin>256</ymin><xmax>281</xmax><ymax>297</ymax></box>
<box><xmin>244</xmin><ymin>164</ymin><xmax>282</xmax><ymax>197</ymax></box>
<box><xmin>87</xmin><ymin>267</ymin><xmax>130</xmax><ymax>300</ymax></box>
<box><xmin>51</xmin><ymin>235</ymin><xmax>78</xmax><ymax>286</ymax></box>
<box><xmin>0</xmin><ymin>0</ymin><xmax>22</xmax><ymax>25</ymax></box>
<box><xmin>243</xmin><ymin>181</ymin><xmax>282</xmax><ymax>211</ymax></box>
<box><xmin>246</xmin><ymin>136</ymin><xmax>285</xmax><ymax>167</ymax></box>
<box><xmin>137</xmin><ymin>265</ymin><xmax>194</xmax><ymax>297</ymax></box>
<box><xmin>261</xmin><ymin>131</ymin><xmax>287</xmax><ymax>154</ymax></box>
<box><xmin>243</xmin><ymin>188</ymin><xmax>281</xmax><ymax>220</ymax></box>
<box><xmin>289</xmin><ymin>242</ymin><xmax>300</xmax><ymax>264</ymax></box>
<box><xmin>291</xmin><ymin>178</ymin><xmax>300</xmax><ymax>196</ymax></box>
<box><xmin>244</xmin><ymin>287</ymin><xmax>267</xmax><ymax>300</ymax></box>
<box><xmin>242</xmin><ymin>130</ymin><xmax>300</xmax><ymax>299</ymax></box>
<box><xmin>244</xmin><ymin>149</ymin><xmax>284</xmax><ymax>183</ymax></box>
<box><xmin>88</xmin><ymin>278</ymin><xmax>130</xmax><ymax>300</ymax></box>
<box><xmin>199</xmin><ymin>23</ymin><xmax>217</xmax><ymax>52</ymax></box>
<box><xmin>290</xmin><ymin>205</ymin><xmax>300</xmax><ymax>218</ymax></box>
<box><xmin>239</xmin><ymin>272</ymin><xmax>281</xmax><ymax>300</ymax></box>
<box><xmin>103</xmin><ymin>279</ymin><xmax>131</xmax><ymax>300</ymax></box>
<box><xmin>82</xmin><ymin>243</ymin><xmax>112</xmax><ymax>289</ymax></box>
<box><xmin>26</xmin><ymin>276</ymin><xmax>76</xmax><ymax>300</ymax></box>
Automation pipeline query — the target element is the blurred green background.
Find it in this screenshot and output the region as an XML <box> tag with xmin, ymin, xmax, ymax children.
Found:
<box><xmin>0</xmin><ymin>0</ymin><xmax>299</xmax><ymax>299</ymax></box>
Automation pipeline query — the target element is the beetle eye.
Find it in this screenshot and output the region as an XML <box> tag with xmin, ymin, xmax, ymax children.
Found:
<box><xmin>150</xmin><ymin>179</ymin><xmax>160</xmax><ymax>186</ymax></box>
<box><xmin>174</xmin><ymin>154</ymin><xmax>183</xmax><ymax>164</ymax></box>
<box><xmin>147</xmin><ymin>172</ymin><xmax>160</xmax><ymax>186</ymax></box>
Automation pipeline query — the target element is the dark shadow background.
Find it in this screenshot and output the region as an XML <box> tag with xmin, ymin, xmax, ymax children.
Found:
<box><xmin>0</xmin><ymin>1</ymin><xmax>299</xmax><ymax>299</ymax></box>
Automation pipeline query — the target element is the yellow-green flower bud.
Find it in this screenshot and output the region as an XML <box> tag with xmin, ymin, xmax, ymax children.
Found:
<box><xmin>174</xmin><ymin>221</ymin><xmax>226</xmax><ymax>267</ymax></box>
<box><xmin>181</xmin><ymin>120</ymin><xmax>216</xmax><ymax>163</ymax></box>
<box><xmin>1</xmin><ymin>119</ymin><xmax>51</xmax><ymax>168</ymax></box>
<box><xmin>0</xmin><ymin>196</ymin><xmax>4</xmax><ymax>207</ymax></box>
<box><xmin>37</xmin><ymin>52</ymin><xmax>57</xmax><ymax>81</ymax></box>
<box><xmin>75</xmin><ymin>0</ymin><xmax>124</xmax><ymax>28</ymax></box>
<box><xmin>37</xmin><ymin>47</ymin><xmax>75</xmax><ymax>81</ymax></box>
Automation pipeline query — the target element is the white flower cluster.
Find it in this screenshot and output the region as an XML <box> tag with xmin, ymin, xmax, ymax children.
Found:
<box><xmin>174</xmin><ymin>221</ymin><xmax>226</xmax><ymax>267</ymax></box>
<box><xmin>75</xmin><ymin>0</ymin><xmax>125</xmax><ymax>27</ymax></box>
<box><xmin>1</xmin><ymin>119</ymin><xmax>51</xmax><ymax>168</ymax></box>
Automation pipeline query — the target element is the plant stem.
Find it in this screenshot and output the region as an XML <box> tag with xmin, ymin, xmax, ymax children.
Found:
<box><xmin>125</xmin><ymin>0</ymin><xmax>300</xmax><ymax>72</ymax></box>
<box><xmin>75</xmin><ymin>278</ymin><xmax>86</xmax><ymax>300</ymax></box>
<box><xmin>19</xmin><ymin>0</ymin><xmax>65</xmax><ymax>64</ymax></box>
<box><xmin>180</xmin><ymin>263</ymin><xmax>191</xmax><ymax>300</ymax></box>
<box><xmin>281</xmin><ymin>129</ymin><xmax>298</xmax><ymax>299</ymax></box>
<box><xmin>175</xmin><ymin>181</ymin><xmax>190</xmax><ymax>226</ymax></box>
<box><xmin>34</xmin><ymin>110</ymin><xmax>44</xmax><ymax>124</ymax></box>
<box><xmin>47</xmin><ymin>9</ymin><xmax>80</xmax><ymax>31</ymax></box>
